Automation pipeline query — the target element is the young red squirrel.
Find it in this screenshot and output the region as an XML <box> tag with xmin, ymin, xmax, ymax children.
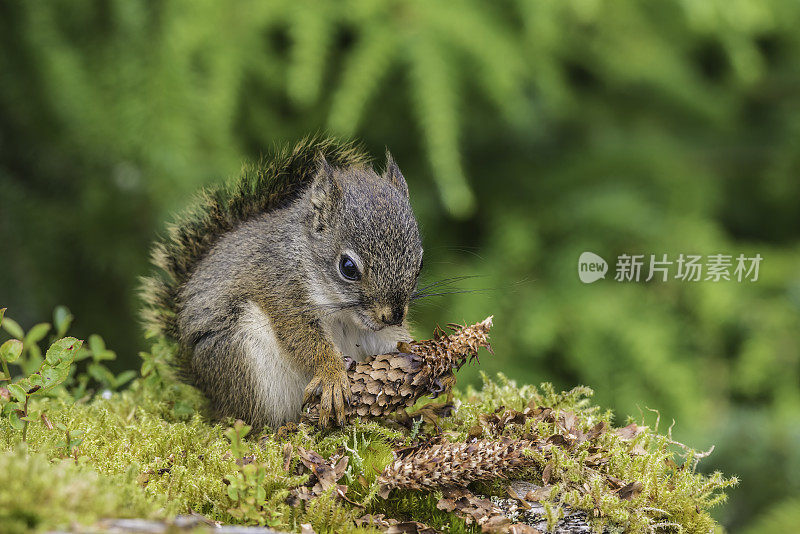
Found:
<box><xmin>141</xmin><ymin>138</ymin><xmax>423</xmax><ymax>429</ymax></box>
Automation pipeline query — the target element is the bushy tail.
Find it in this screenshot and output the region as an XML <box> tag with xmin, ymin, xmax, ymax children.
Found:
<box><xmin>139</xmin><ymin>136</ymin><xmax>371</xmax><ymax>343</ymax></box>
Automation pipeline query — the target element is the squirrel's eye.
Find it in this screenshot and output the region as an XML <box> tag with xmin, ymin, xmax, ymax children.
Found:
<box><xmin>338</xmin><ymin>255</ymin><xmax>361</xmax><ymax>281</ymax></box>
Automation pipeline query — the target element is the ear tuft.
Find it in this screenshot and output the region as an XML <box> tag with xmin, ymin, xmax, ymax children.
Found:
<box><xmin>310</xmin><ymin>155</ymin><xmax>342</xmax><ymax>232</ymax></box>
<box><xmin>384</xmin><ymin>151</ymin><xmax>409</xmax><ymax>199</ymax></box>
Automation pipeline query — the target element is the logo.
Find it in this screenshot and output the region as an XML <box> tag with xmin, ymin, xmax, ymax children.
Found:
<box><xmin>577</xmin><ymin>252</ymin><xmax>762</xmax><ymax>283</ymax></box>
<box><xmin>578</xmin><ymin>251</ymin><xmax>608</xmax><ymax>284</ymax></box>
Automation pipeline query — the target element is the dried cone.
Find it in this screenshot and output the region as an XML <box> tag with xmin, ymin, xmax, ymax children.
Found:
<box><xmin>303</xmin><ymin>316</ymin><xmax>493</xmax><ymax>425</ymax></box>
<box><xmin>376</xmin><ymin>438</ymin><xmax>537</xmax><ymax>498</ymax></box>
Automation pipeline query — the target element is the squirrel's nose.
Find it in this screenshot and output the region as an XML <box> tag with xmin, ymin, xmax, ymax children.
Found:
<box><xmin>380</xmin><ymin>306</ymin><xmax>405</xmax><ymax>326</ymax></box>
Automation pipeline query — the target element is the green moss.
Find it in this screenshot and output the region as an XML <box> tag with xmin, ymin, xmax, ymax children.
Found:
<box><xmin>0</xmin><ymin>447</ymin><xmax>167</xmax><ymax>534</ymax></box>
<box><xmin>0</xmin><ymin>343</ymin><xmax>735</xmax><ymax>533</ymax></box>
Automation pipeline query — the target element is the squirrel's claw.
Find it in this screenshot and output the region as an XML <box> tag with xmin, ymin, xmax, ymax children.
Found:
<box><xmin>319</xmin><ymin>383</ymin><xmax>333</xmax><ymax>427</ymax></box>
<box><xmin>332</xmin><ymin>385</ymin><xmax>346</xmax><ymax>426</ymax></box>
<box><xmin>305</xmin><ymin>368</ymin><xmax>351</xmax><ymax>429</ymax></box>
<box><xmin>303</xmin><ymin>376</ymin><xmax>322</xmax><ymax>405</ymax></box>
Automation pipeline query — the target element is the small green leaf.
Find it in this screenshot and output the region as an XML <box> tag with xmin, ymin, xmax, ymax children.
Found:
<box><xmin>114</xmin><ymin>370</ymin><xmax>137</xmax><ymax>389</ymax></box>
<box><xmin>45</xmin><ymin>337</ymin><xmax>82</xmax><ymax>365</ymax></box>
<box><xmin>41</xmin><ymin>366</ymin><xmax>70</xmax><ymax>391</ymax></box>
<box><xmin>141</xmin><ymin>360</ymin><xmax>154</xmax><ymax>376</ymax></box>
<box><xmin>242</xmin><ymin>463</ymin><xmax>257</xmax><ymax>476</ymax></box>
<box><xmin>96</xmin><ymin>350</ymin><xmax>116</xmax><ymax>362</ymax></box>
<box><xmin>0</xmin><ymin>308</ymin><xmax>5</xmax><ymax>327</ymax></box>
<box><xmin>1</xmin><ymin>317</ymin><xmax>24</xmax><ymax>340</ymax></box>
<box><xmin>15</xmin><ymin>377</ymin><xmax>31</xmax><ymax>391</ymax></box>
<box><xmin>70</xmin><ymin>375</ymin><xmax>89</xmax><ymax>400</ymax></box>
<box><xmin>28</xmin><ymin>374</ymin><xmax>44</xmax><ymax>387</ymax></box>
<box><xmin>8</xmin><ymin>411</ymin><xmax>24</xmax><ymax>430</ymax></box>
<box><xmin>88</xmin><ymin>363</ymin><xmax>115</xmax><ymax>386</ymax></box>
<box><xmin>0</xmin><ymin>339</ymin><xmax>23</xmax><ymax>363</ymax></box>
<box><xmin>88</xmin><ymin>334</ymin><xmax>106</xmax><ymax>355</ymax></box>
<box><xmin>55</xmin><ymin>422</ymin><xmax>68</xmax><ymax>431</ymax></box>
<box><xmin>27</xmin><ymin>343</ymin><xmax>42</xmax><ymax>363</ymax></box>
<box><xmin>2</xmin><ymin>402</ymin><xmax>19</xmax><ymax>416</ymax></box>
<box><xmin>25</xmin><ymin>323</ymin><xmax>51</xmax><ymax>345</ymax></box>
<box><xmin>7</xmin><ymin>384</ymin><xmax>27</xmax><ymax>403</ymax></box>
<box><xmin>74</xmin><ymin>347</ymin><xmax>92</xmax><ymax>362</ymax></box>
<box><xmin>53</xmin><ymin>306</ymin><xmax>73</xmax><ymax>337</ymax></box>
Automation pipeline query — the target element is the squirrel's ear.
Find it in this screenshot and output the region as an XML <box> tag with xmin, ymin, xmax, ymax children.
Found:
<box><xmin>384</xmin><ymin>151</ymin><xmax>409</xmax><ymax>199</ymax></box>
<box><xmin>310</xmin><ymin>155</ymin><xmax>342</xmax><ymax>232</ymax></box>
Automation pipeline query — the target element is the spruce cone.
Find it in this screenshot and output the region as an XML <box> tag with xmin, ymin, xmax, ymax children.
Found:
<box><xmin>303</xmin><ymin>316</ymin><xmax>493</xmax><ymax>425</ymax></box>
<box><xmin>377</xmin><ymin>438</ymin><xmax>536</xmax><ymax>498</ymax></box>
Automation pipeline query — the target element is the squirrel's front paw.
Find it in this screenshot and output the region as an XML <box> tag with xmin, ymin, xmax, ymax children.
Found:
<box><xmin>303</xmin><ymin>366</ymin><xmax>352</xmax><ymax>428</ymax></box>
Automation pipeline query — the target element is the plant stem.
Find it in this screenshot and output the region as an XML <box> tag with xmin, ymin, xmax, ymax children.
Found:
<box><xmin>22</xmin><ymin>395</ymin><xmax>29</xmax><ymax>442</ymax></box>
<box><xmin>1</xmin><ymin>358</ymin><xmax>10</xmax><ymax>381</ymax></box>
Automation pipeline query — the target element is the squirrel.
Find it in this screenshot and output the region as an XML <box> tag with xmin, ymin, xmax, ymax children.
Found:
<box><xmin>140</xmin><ymin>137</ymin><xmax>423</xmax><ymax>430</ymax></box>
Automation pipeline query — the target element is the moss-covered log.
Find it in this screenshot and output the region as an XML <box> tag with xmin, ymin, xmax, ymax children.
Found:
<box><xmin>0</xmin><ymin>315</ymin><xmax>735</xmax><ymax>533</ymax></box>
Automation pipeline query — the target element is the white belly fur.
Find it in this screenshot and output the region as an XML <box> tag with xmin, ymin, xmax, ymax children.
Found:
<box><xmin>237</xmin><ymin>301</ymin><xmax>409</xmax><ymax>427</ymax></box>
<box><xmin>323</xmin><ymin>316</ymin><xmax>408</xmax><ymax>361</ymax></box>
<box><xmin>237</xmin><ymin>301</ymin><xmax>311</xmax><ymax>427</ymax></box>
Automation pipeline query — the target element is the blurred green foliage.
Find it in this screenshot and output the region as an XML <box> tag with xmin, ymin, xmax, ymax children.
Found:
<box><xmin>1</xmin><ymin>0</ymin><xmax>799</xmax><ymax>531</ymax></box>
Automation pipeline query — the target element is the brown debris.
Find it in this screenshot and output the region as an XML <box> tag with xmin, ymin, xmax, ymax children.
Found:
<box><xmin>40</xmin><ymin>413</ymin><xmax>54</xmax><ymax>430</ymax></box>
<box><xmin>616</xmin><ymin>481</ymin><xmax>644</xmax><ymax>501</ymax></box>
<box><xmin>615</xmin><ymin>423</ymin><xmax>645</xmax><ymax>441</ymax></box>
<box><xmin>541</xmin><ymin>463</ymin><xmax>552</xmax><ymax>485</ymax></box>
<box><xmin>289</xmin><ymin>446</ymin><xmax>353</xmax><ymax>505</ymax></box>
<box><xmin>282</xmin><ymin>442</ymin><xmax>293</xmax><ymax>472</ymax></box>
<box><xmin>303</xmin><ymin>317</ymin><xmax>493</xmax><ymax>426</ymax></box>
<box><xmin>524</xmin><ymin>485</ymin><xmax>554</xmax><ymax>502</ymax></box>
<box><xmin>275</xmin><ymin>421</ymin><xmax>299</xmax><ymax>441</ymax></box>
<box><xmin>471</xmin><ymin>402</ymin><xmax>607</xmax><ymax>445</ymax></box>
<box><xmin>297</xmin><ymin>446</ymin><xmax>348</xmax><ymax>494</ymax></box>
<box><xmin>485</xmin><ymin>518</ymin><xmax>542</xmax><ymax>534</ymax></box>
<box><xmin>507</xmin><ymin>486</ymin><xmax>532</xmax><ymax>509</ymax></box>
<box><xmin>584</xmin><ymin>421</ymin><xmax>607</xmax><ymax>441</ymax></box>
<box><xmin>438</xmin><ymin>487</ymin><xmax>504</xmax><ymax>526</ymax></box>
<box><xmin>437</xmin><ymin>487</ymin><xmax>541</xmax><ymax>533</ymax></box>
<box><xmin>356</xmin><ymin>514</ymin><xmax>438</xmax><ymax>534</ymax></box>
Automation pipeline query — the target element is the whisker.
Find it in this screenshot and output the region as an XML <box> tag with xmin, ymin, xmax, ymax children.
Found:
<box><xmin>414</xmin><ymin>275</ymin><xmax>485</xmax><ymax>295</ymax></box>
<box><xmin>411</xmin><ymin>288</ymin><xmax>497</xmax><ymax>299</ymax></box>
<box><xmin>408</xmin><ymin>299</ymin><xmax>449</xmax><ymax>311</ymax></box>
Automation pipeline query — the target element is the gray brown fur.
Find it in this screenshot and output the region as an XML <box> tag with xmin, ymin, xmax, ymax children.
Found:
<box><xmin>140</xmin><ymin>137</ymin><xmax>423</xmax><ymax>429</ymax></box>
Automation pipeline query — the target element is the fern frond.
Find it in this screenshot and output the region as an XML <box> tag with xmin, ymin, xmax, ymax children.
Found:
<box><xmin>424</xmin><ymin>2</ymin><xmax>526</xmax><ymax>121</ymax></box>
<box><xmin>409</xmin><ymin>34</ymin><xmax>475</xmax><ymax>218</ymax></box>
<box><xmin>287</xmin><ymin>1</ymin><xmax>336</xmax><ymax>107</ymax></box>
<box><xmin>328</xmin><ymin>25</ymin><xmax>397</xmax><ymax>135</ymax></box>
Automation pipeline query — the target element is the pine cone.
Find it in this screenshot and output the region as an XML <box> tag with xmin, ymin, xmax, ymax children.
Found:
<box><xmin>376</xmin><ymin>438</ymin><xmax>536</xmax><ymax>498</ymax></box>
<box><xmin>302</xmin><ymin>316</ymin><xmax>493</xmax><ymax>425</ymax></box>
